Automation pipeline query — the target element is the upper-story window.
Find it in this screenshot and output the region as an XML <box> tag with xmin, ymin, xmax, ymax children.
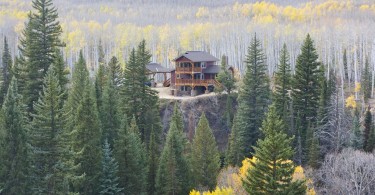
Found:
<box><xmin>201</xmin><ymin>62</ymin><xmax>206</xmax><ymax>68</ymax></box>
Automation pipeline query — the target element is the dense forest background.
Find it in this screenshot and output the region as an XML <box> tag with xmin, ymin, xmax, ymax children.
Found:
<box><xmin>1</xmin><ymin>0</ymin><xmax>375</xmax><ymax>79</ymax></box>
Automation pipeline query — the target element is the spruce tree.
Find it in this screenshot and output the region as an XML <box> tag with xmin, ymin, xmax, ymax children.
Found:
<box><xmin>0</xmin><ymin>37</ymin><xmax>13</xmax><ymax>105</ymax></box>
<box><xmin>363</xmin><ymin>106</ymin><xmax>374</xmax><ymax>152</ymax></box>
<box><xmin>29</xmin><ymin>67</ymin><xmax>66</xmax><ymax>194</ymax></box>
<box><xmin>216</xmin><ymin>55</ymin><xmax>235</xmax><ymax>94</ymax></box>
<box><xmin>147</xmin><ymin>128</ymin><xmax>159</xmax><ymax>195</ymax></box>
<box><xmin>191</xmin><ymin>113</ymin><xmax>220</xmax><ymax>190</ymax></box>
<box><xmin>229</xmin><ymin>34</ymin><xmax>270</xmax><ymax>164</ymax></box>
<box><xmin>226</xmin><ymin>115</ymin><xmax>241</xmax><ymax>166</ymax></box>
<box><xmin>216</xmin><ymin>55</ymin><xmax>235</xmax><ymax>128</ymax></box>
<box><xmin>350</xmin><ymin>108</ymin><xmax>363</xmax><ymax>149</ymax></box>
<box><xmin>108</xmin><ymin>56</ymin><xmax>122</xmax><ymax>88</ymax></box>
<box><xmin>99</xmin><ymin>139</ymin><xmax>123</xmax><ymax>195</ymax></box>
<box><xmin>273</xmin><ymin>43</ymin><xmax>291</xmax><ymax>121</ymax></box>
<box><xmin>52</xmin><ymin>49</ymin><xmax>69</xmax><ymax>98</ymax></box>
<box><xmin>64</xmin><ymin>51</ymin><xmax>89</xmax><ymax>131</ymax></box>
<box><xmin>362</xmin><ymin>57</ymin><xmax>371</xmax><ymax>102</ymax></box>
<box><xmin>122</xmin><ymin>41</ymin><xmax>160</xmax><ymax>142</ymax></box>
<box><xmin>307</xmin><ymin>134</ymin><xmax>320</xmax><ymax>169</ymax></box>
<box><xmin>156</xmin><ymin>105</ymin><xmax>191</xmax><ymax>195</ymax></box>
<box><xmin>0</xmin><ymin>78</ymin><xmax>29</xmax><ymax>194</ymax></box>
<box><xmin>71</xmin><ymin>84</ymin><xmax>102</xmax><ymax>194</ymax></box>
<box><xmin>101</xmin><ymin>77</ymin><xmax>121</xmax><ymax>147</ymax></box>
<box><xmin>95</xmin><ymin>61</ymin><xmax>107</xmax><ymax>114</ymax></box>
<box><xmin>114</xmin><ymin>117</ymin><xmax>148</xmax><ymax>195</ymax></box>
<box><xmin>243</xmin><ymin>105</ymin><xmax>306</xmax><ymax>195</ymax></box>
<box><xmin>18</xmin><ymin>0</ymin><xmax>64</xmax><ymax>113</ymax></box>
<box><xmin>291</xmin><ymin>34</ymin><xmax>321</xmax><ymax>163</ymax></box>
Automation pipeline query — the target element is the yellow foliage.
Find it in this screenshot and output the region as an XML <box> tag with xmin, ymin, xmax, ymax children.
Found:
<box><xmin>355</xmin><ymin>82</ymin><xmax>361</xmax><ymax>92</ymax></box>
<box><xmin>345</xmin><ymin>95</ymin><xmax>357</xmax><ymax>109</ymax></box>
<box><xmin>360</xmin><ymin>5</ymin><xmax>370</xmax><ymax>11</ymax></box>
<box><xmin>190</xmin><ymin>187</ymin><xmax>234</xmax><ymax>195</ymax></box>
<box><xmin>196</xmin><ymin>7</ymin><xmax>209</xmax><ymax>18</ymax></box>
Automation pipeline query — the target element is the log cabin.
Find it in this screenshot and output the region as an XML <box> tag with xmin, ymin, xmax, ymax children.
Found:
<box><xmin>171</xmin><ymin>51</ymin><xmax>221</xmax><ymax>96</ymax></box>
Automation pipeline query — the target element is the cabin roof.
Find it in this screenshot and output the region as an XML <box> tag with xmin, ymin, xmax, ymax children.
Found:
<box><xmin>146</xmin><ymin>63</ymin><xmax>174</xmax><ymax>73</ymax></box>
<box><xmin>173</xmin><ymin>51</ymin><xmax>219</xmax><ymax>62</ymax></box>
<box><xmin>203</xmin><ymin>65</ymin><xmax>221</xmax><ymax>74</ymax></box>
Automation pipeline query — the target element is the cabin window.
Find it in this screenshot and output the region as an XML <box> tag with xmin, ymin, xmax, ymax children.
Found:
<box><xmin>176</xmin><ymin>74</ymin><xmax>180</xmax><ymax>79</ymax></box>
<box><xmin>201</xmin><ymin>62</ymin><xmax>206</xmax><ymax>68</ymax></box>
<box><xmin>201</xmin><ymin>74</ymin><xmax>204</xmax><ymax>80</ymax></box>
<box><xmin>180</xmin><ymin>86</ymin><xmax>190</xmax><ymax>91</ymax></box>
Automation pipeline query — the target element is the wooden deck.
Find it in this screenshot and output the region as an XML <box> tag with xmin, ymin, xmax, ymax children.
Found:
<box><xmin>175</xmin><ymin>79</ymin><xmax>220</xmax><ymax>88</ymax></box>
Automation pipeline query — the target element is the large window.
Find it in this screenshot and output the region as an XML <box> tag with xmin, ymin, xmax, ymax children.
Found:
<box><xmin>180</xmin><ymin>86</ymin><xmax>191</xmax><ymax>91</ymax></box>
<box><xmin>201</xmin><ymin>62</ymin><xmax>206</xmax><ymax>68</ymax></box>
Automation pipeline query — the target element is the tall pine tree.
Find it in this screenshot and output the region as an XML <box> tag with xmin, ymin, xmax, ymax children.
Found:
<box><xmin>71</xmin><ymin>84</ymin><xmax>102</xmax><ymax>194</ymax></box>
<box><xmin>122</xmin><ymin>40</ymin><xmax>160</xmax><ymax>142</ymax></box>
<box><xmin>350</xmin><ymin>108</ymin><xmax>363</xmax><ymax>149</ymax></box>
<box><xmin>191</xmin><ymin>113</ymin><xmax>220</xmax><ymax>191</ymax></box>
<box><xmin>99</xmin><ymin>139</ymin><xmax>123</xmax><ymax>195</ymax></box>
<box><xmin>273</xmin><ymin>43</ymin><xmax>291</xmax><ymax>122</ymax></box>
<box><xmin>242</xmin><ymin>104</ymin><xmax>306</xmax><ymax>195</ymax></box>
<box><xmin>147</xmin><ymin>128</ymin><xmax>159</xmax><ymax>195</ymax></box>
<box><xmin>292</xmin><ymin>34</ymin><xmax>321</xmax><ymax>164</ymax></box>
<box><xmin>18</xmin><ymin>0</ymin><xmax>64</xmax><ymax>113</ymax></box>
<box><xmin>114</xmin><ymin>117</ymin><xmax>148</xmax><ymax>195</ymax></box>
<box><xmin>0</xmin><ymin>37</ymin><xmax>13</xmax><ymax>105</ymax></box>
<box><xmin>362</xmin><ymin>57</ymin><xmax>371</xmax><ymax>102</ymax></box>
<box><xmin>0</xmin><ymin>78</ymin><xmax>30</xmax><ymax>194</ymax></box>
<box><xmin>363</xmin><ymin>106</ymin><xmax>374</xmax><ymax>152</ymax></box>
<box><xmin>64</xmin><ymin>51</ymin><xmax>89</xmax><ymax>131</ymax></box>
<box><xmin>101</xmin><ymin>77</ymin><xmax>121</xmax><ymax>147</ymax></box>
<box><xmin>29</xmin><ymin>67</ymin><xmax>66</xmax><ymax>194</ymax></box>
<box><xmin>156</xmin><ymin>105</ymin><xmax>191</xmax><ymax>195</ymax></box>
<box><xmin>228</xmin><ymin>34</ymin><xmax>270</xmax><ymax>165</ymax></box>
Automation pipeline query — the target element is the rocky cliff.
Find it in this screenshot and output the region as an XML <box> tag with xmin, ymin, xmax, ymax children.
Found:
<box><xmin>159</xmin><ymin>94</ymin><xmax>237</xmax><ymax>151</ymax></box>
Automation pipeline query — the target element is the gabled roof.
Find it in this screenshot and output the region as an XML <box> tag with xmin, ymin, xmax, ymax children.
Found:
<box><xmin>146</xmin><ymin>63</ymin><xmax>174</xmax><ymax>73</ymax></box>
<box><xmin>203</xmin><ymin>65</ymin><xmax>221</xmax><ymax>74</ymax></box>
<box><xmin>173</xmin><ymin>51</ymin><xmax>219</xmax><ymax>62</ymax></box>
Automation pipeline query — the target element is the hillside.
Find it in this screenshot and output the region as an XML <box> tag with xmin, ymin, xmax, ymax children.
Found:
<box><xmin>159</xmin><ymin>94</ymin><xmax>237</xmax><ymax>151</ymax></box>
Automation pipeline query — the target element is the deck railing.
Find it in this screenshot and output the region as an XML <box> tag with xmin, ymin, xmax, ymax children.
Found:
<box><xmin>176</xmin><ymin>67</ymin><xmax>202</xmax><ymax>72</ymax></box>
<box><xmin>175</xmin><ymin>79</ymin><xmax>216</xmax><ymax>85</ymax></box>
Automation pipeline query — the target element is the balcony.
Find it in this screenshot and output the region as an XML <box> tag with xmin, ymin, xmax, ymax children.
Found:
<box><xmin>176</xmin><ymin>67</ymin><xmax>202</xmax><ymax>73</ymax></box>
<box><xmin>175</xmin><ymin>79</ymin><xmax>216</xmax><ymax>86</ymax></box>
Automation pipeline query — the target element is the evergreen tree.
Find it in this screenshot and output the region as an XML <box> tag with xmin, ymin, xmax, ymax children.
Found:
<box><xmin>0</xmin><ymin>78</ymin><xmax>29</xmax><ymax>194</ymax></box>
<box><xmin>243</xmin><ymin>105</ymin><xmax>306</xmax><ymax>195</ymax></box>
<box><xmin>363</xmin><ymin>106</ymin><xmax>374</xmax><ymax>152</ymax></box>
<box><xmin>229</xmin><ymin>34</ymin><xmax>270</xmax><ymax>163</ymax></box>
<box><xmin>29</xmin><ymin>67</ymin><xmax>66</xmax><ymax>194</ymax></box>
<box><xmin>216</xmin><ymin>55</ymin><xmax>235</xmax><ymax>128</ymax></box>
<box><xmin>350</xmin><ymin>109</ymin><xmax>363</xmax><ymax>149</ymax></box>
<box><xmin>64</xmin><ymin>51</ymin><xmax>89</xmax><ymax>131</ymax></box>
<box><xmin>95</xmin><ymin>61</ymin><xmax>107</xmax><ymax>114</ymax></box>
<box><xmin>191</xmin><ymin>113</ymin><xmax>220</xmax><ymax>190</ymax></box>
<box><xmin>343</xmin><ymin>49</ymin><xmax>348</xmax><ymax>81</ymax></box>
<box><xmin>362</xmin><ymin>57</ymin><xmax>371</xmax><ymax>102</ymax></box>
<box><xmin>147</xmin><ymin>128</ymin><xmax>159</xmax><ymax>195</ymax></box>
<box><xmin>292</xmin><ymin>34</ymin><xmax>321</xmax><ymax>163</ymax></box>
<box><xmin>317</xmin><ymin>67</ymin><xmax>329</xmax><ymax>125</ymax></box>
<box><xmin>216</xmin><ymin>55</ymin><xmax>235</xmax><ymax>94</ymax></box>
<box><xmin>307</xmin><ymin>133</ymin><xmax>320</xmax><ymax>169</ymax></box>
<box><xmin>114</xmin><ymin>117</ymin><xmax>148</xmax><ymax>195</ymax></box>
<box><xmin>226</xmin><ymin>115</ymin><xmax>241</xmax><ymax>166</ymax></box>
<box><xmin>51</xmin><ymin>49</ymin><xmax>69</xmax><ymax>98</ymax></box>
<box><xmin>71</xmin><ymin>84</ymin><xmax>102</xmax><ymax>194</ymax></box>
<box><xmin>108</xmin><ymin>56</ymin><xmax>123</xmax><ymax>88</ymax></box>
<box><xmin>0</xmin><ymin>37</ymin><xmax>13</xmax><ymax>105</ymax></box>
<box><xmin>18</xmin><ymin>0</ymin><xmax>64</xmax><ymax>113</ymax></box>
<box><xmin>122</xmin><ymin>40</ymin><xmax>160</xmax><ymax>142</ymax></box>
<box><xmin>99</xmin><ymin>139</ymin><xmax>123</xmax><ymax>195</ymax></box>
<box><xmin>273</xmin><ymin>43</ymin><xmax>291</xmax><ymax>121</ymax></box>
<box><xmin>156</xmin><ymin>105</ymin><xmax>191</xmax><ymax>195</ymax></box>
<box><xmin>101</xmin><ymin>77</ymin><xmax>121</xmax><ymax>147</ymax></box>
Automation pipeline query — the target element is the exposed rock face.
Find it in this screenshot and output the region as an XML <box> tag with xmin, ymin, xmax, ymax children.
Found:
<box><xmin>159</xmin><ymin>94</ymin><xmax>237</xmax><ymax>151</ymax></box>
